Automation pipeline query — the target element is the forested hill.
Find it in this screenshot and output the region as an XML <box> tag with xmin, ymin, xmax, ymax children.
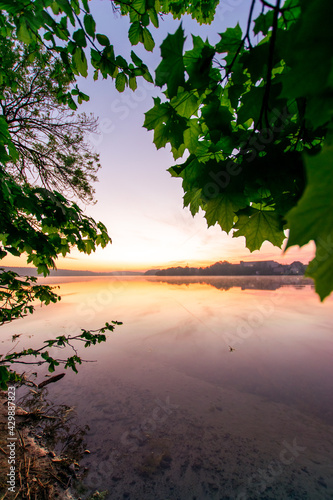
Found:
<box><xmin>149</xmin><ymin>261</ymin><xmax>307</xmax><ymax>277</ymax></box>
<box><xmin>1</xmin><ymin>267</ymin><xmax>143</xmax><ymax>277</ymax></box>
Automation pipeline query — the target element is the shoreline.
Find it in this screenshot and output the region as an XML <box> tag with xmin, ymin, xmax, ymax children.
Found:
<box><xmin>0</xmin><ymin>386</ymin><xmax>80</xmax><ymax>500</ymax></box>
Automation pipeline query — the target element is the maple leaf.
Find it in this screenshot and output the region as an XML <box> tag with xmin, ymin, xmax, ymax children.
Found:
<box><xmin>155</xmin><ymin>25</ymin><xmax>186</xmax><ymax>98</ymax></box>
<box><xmin>233</xmin><ymin>209</ymin><xmax>285</xmax><ymax>251</ymax></box>
<box><xmin>286</xmin><ymin>146</ymin><xmax>333</xmax><ymax>300</ymax></box>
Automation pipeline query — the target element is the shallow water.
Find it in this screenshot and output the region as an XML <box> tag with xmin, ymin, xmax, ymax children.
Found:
<box><xmin>3</xmin><ymin>276</ymin><xmax>333</xmax><ymax>499</ymax></box>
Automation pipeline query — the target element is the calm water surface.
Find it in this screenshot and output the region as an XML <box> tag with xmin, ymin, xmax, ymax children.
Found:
<box><xmin>3</xmin><ymin>276</ymin><xmax>333</xmax><ymax>499</ymax></box>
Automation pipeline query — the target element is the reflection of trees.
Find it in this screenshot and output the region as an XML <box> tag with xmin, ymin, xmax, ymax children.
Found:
<box><xmin>148</xmin><ymin>276</ymin><xmax>314</xmax><ymax>292</ymax></box>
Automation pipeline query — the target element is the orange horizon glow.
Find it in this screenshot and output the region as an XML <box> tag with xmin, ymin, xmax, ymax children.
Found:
<box><xmin>1</xmin><ymin>240</ymin><xmax>315</xmax><ymax>273</ymax></box>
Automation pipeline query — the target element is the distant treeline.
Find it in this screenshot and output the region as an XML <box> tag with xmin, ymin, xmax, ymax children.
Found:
<box><xmin>147</xmin><ymin>260</ymin><xmax>307</xmax><ymax>277</ymax></box>
<box><xmin>1</xmin><ymin>267</ymin><xmax>143</xmax><ymax>277</ymax></box>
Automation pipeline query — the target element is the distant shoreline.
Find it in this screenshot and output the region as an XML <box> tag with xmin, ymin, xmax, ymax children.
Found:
<box><xmin>1</xmin><ymin>259</ymin><xmax>308</xmax><ymax>278</ymax></box>
<box><xmin>0</xmin><ymin>266</ymin><xmax>144</xmax><ymax>277</ymax></box>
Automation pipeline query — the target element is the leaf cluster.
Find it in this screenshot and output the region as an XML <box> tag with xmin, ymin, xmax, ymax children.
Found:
<box><xmin>0</xmin><ymin>269</ymin><xmax>60</xmax><ymax>325</ymax></box>
<box><xmin>0</xmin><ymin>0</ymin><xmax>220</xmax><ymax>99</ymax></box>
<box><xmin>0</xmin><ymin>0</ymin><xmax>156</xmax><ymax>98</ymax></box>
<box><xmin>144</xmin><ymin>0</ymin><xmax>333</xmax><ymax>300</ymax></box>
<box><xmin>0</xmin><ymin>170</ymin><xmax>111</xmax><ymax>275</ymax></box>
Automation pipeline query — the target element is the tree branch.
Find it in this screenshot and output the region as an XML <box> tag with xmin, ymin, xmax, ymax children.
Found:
<box><xmin>256</xmin><ymin>0</ymin><xmax>281</xmax><ymax>129</ymax></box>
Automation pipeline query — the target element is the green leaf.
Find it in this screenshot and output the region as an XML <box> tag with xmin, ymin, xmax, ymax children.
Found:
<box><xmin>129</xmin><ymin>75</ymin><xmax>137</xmax><ymax>91</ymax></box>
<box><xmin>96</xmin><ymin>33</ymin><xmax>110</xmax><ymax>46</ymax></box>
<box><xmin>50</xmin><ymin>2</ymin><xmax>61</xmax><ymax>15</ymax></box>
<box><xmin>306</xmin><ymin>248</ymin><xmax>333</xmax><ymax>302</ymax></box>
<box><xmin>171</xmin><ymin>142</ymin><xmax>186</xmax><ymax>160</ymax></box>
<box><xmin>143</xmin><ymin>68</ymin><xmax>154</xmax><ymax>83</ymax></box>
<box><xmin>184</xmin><ymin>36</ymin><xmax>215</xmax><ymax>90</ymax></box>
<box><xmin>0</xmin><ymin>366</ymin><xmax>10</xmax><ymax>390</ymax></box>
<box><xmin>155</xmin><ymin>24</ymin><xmax>186</xmax><ymax>98</ymax></box>
<box><xmin>131</xmin><ymin>0</ymin><xmax>146</xmax><ymax>15</ymax></box>
<box><xmin>67</xmin><ymin>95</ymin><xmax>77</xmax><ymax>110</ymax></box>
<box><xmin>115</xmin><ymin>72</ymin><xmax>127</xmax><ymax>92</ymax></box>
<box><xmin>129</xmin><ymin>9</ymin><xmax>140</xmax><ymax>23</ymax></box>
<box><xmin>202</xmin><ymin>96</ymin><xmax>233</xmax><ymax>143</ymax></box>
<box><xmin>233</xmin><ymin>209</ymin><xmax>285</xmax><ymax>251</ymax></box>
<box><xmin>55</xmin><ymin>0</ymin><xmax>75</xmax><ymax>24</ymax></box>
<box><xmin>205</xmin><ymin>195</ymin><xmax>239</xmax><ymax>233</ymax></box>
<box><xmin>82</xmin><ymin>0</ymin><xmax>90</xmax><ymax>12</ymax></box>
<box><xmin>183</xmin><ymin>119</ymin><xmax>201</xmax><ymax>154</ymax></box>
<box><xmin>72</xmin><ymin>47</ymin><xmax>88</xmax><ymax>77</ymax></box>
<box><xmin>237</xmin><ymin>86</ymin><xmax>265</xmax><ymax>125</ymax></box>
<box><xmin>83</xmin><ymin>14</ymin><xmax>96</xmax><ymax>38</ymax></box>
<box><xmin>215</xmin><ymin>23</ymin><xmax>242</xmax><ymax>55</ymax></box>
<box><xmin>286</xmin><ymin>145</ymin><xmax>333</xmax><ymax>300</ymax></box>
<box><xmin>184</xmin><ymin>188</ymin><xmax>203</xmax><ymax>216</ymax></box>
<box><xmin>170</xmin><ymin>91</ymin><xmax>199</xmax><ymax>119</ymax></box>
<box><xmin>71</xmin><ymin>0</ymin><xmax>80</xmax><ymax>16</ymax></box>
<box><xmin>17</xmin><ymin>19</ymin><xmax>33</xmax><ymax>44</ymax></box>
<box><xmin>84</xmin><ymin>239</ymin><xmax>95</xmax><ymax>254</ymax></box>
<box><xmin>115</xmin><ymin>55</ymin><xmax>128</xmax><ymax>69</ymax></box>
<box><xmin>142</xmin><ymin>27</ymin><xmax>155</xmax><ymax>51</ymax></box>
<box><xmin>43</xmin><ymin>31</ymin><xmax>54</xmax><ymax>42</ymax></box>
<box><xmin>144</xmin><ymin>97</ymin><xmax>168</xmax><ymax>130</ymax></box>
<box><xmin>305</xmin><ymin>95</ymin><xmax>333</xmax><ymax>130</ymax></box>
<box><xmin>240</xmin><ymin>44</ymin><xmax>269</xmax><ymax>83</ymax></box>
<box><xmin>154</xmin><ymin>116</ymin><xmax>187</xmax><ymax>150</ymax></box>
<box><xmin>227</xmin><ymin>83</ymin><xmax>244</xmax><ymax>109</ymax></box>
<box><xmin>253</xmin><ymin>11</ymin><xmax>274</xmax><ymax>35</ymax></box>
<box><xmin>131</xmin><ymin>50</ymin><xmax>143</xmax><ymax>66</ymax></box>
<box><xmin>73</xmin><ymin>28</ymin><xmax>87</xmax><ymax>47</ymax></box>
<box><xmin>280</xmin><ymin>0</ymin><xmax>333</xmax><ymax>100</ymax></box>
<box><xmin>128</xmin><ymin>21</ymin><xmax>142</xmax><ymax>45</ymax></box>
<box><xmin>144</xmin><ymin>98</ymin><xmax>187</xmax><ymax>150</ymax></box>
<box><xmin>141</xmin><ymin>13</ymin><xmax>150</xmax><ymax>27</ymax></box>
<box><xmin>148</xmin><ymin>7</ymin><xmax>159</xmax><ymax>28</ymax></box>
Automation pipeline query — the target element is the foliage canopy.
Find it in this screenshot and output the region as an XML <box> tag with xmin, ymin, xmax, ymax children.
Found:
<box><xmin>145</xmin><ymin>0</ymin><xmax>333</xmax><ymax>300</ymax></box>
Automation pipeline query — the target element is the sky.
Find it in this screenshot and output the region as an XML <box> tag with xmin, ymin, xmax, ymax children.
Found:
<box><xmin>3</xmin><ymin>0</ymin><xmax>315</xmax><ymax>272</ymax></box>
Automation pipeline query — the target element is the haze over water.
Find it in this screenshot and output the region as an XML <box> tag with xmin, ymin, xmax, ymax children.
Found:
<box><xmin>4</xmin><ymin>276</ymin><xmax>333</xmax><ymax>499</ymax></box>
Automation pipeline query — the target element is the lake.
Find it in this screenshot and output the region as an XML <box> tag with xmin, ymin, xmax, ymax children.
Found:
<box><xmin>2</xmin><ymin>276</ymin><xmax>333</xmax><ymax>499</ymax></box>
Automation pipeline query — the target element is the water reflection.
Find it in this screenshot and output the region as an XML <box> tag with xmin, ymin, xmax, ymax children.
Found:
<box><xmin>149</xmin><ymin>275</ymin><xmax>315</xmax><ymax>291</ymax></box>
<box><xmin>1</xmin><ymin>276</ymin><xmax>333</xmax><ymax>499</ymax></box>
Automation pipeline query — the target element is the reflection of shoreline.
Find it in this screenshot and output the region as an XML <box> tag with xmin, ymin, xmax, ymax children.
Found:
<box><xmin>33</xmin><ymin>275</ymin><xmax>315</xmax><ymax>292</ymax></box>
<box><xmin>147</xmin><ymin>275</ymin><xmax>315</xmax><ymax>291</ymax></box>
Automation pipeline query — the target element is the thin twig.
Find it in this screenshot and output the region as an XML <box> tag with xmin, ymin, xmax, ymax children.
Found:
<box><xmin>17</xmin><ymin>428</ymin><xmax>26</xmax><ymax>449</ymax></box>
<box><xmin>256</xmin><ymin>0</ymin><xmax>281</xmax><ymax>129</ymax></box>
<box><xmin>48</xmin><ymin>471</ymin><xmax>67</xmax><ymax>489</ymax></box>
<box><xmin>220</xmin><ymin>0</ymin><xmax>256</xmax><ymax>85</ymax></box>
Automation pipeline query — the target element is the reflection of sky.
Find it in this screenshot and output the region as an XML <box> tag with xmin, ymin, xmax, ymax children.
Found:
<box><xmin>3</xmin><ymin>2</ymin><xmax>315</xmax><ymax>271</ymax></box>
<box><xmin>3</xmin><ymin>277</ymin><xmax>333</xmax><ymax>424</ymax></box>
<box><xmin>3</xmin><ymin>278</ymin><xmax>333</xmax><ymax>496</ymax></box>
